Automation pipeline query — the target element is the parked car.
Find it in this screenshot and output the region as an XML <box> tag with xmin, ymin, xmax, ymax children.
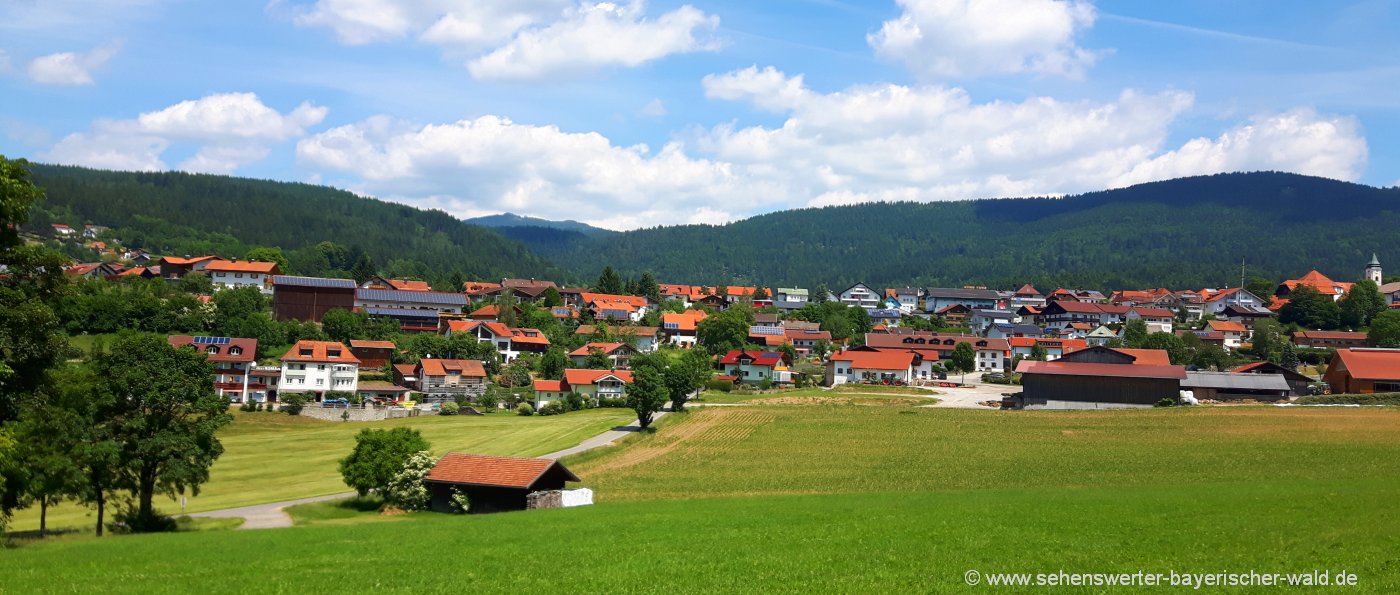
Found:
<box><xmin>322</xmin><ymin>398</ymin><xmax>349</xmax><ymax>408</ymax></box>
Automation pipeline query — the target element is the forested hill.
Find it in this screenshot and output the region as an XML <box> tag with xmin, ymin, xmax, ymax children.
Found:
<box><xmin>26</xmin><ymin>164</ymin><xmax>567</xmax><ymax>283</ymax></box>
<box><xmin>528</xmin><ymin>172</ymin><xmax>1400</xmax><ymax>290</ymax></box>
<box><xmin>464</xmin><ymin>212</ymin><xmax>615</xmax><ymax>236</ymax></box>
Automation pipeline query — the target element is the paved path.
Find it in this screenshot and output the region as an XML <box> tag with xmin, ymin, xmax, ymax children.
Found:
<box><xmin>190</xmin><ymin>408</ymin><xmax>669</xmax><ymax>529</ymax></box>
<box><xmin>540</xmin><ymin>409</ymin><xmax>668</xmax><ymax>459</ymax></box>
<box><xmin>189</xmin><ymin>492</ymin><xmax>354</xmax><ymax>529</ymax></box>
<box><xmin>920</xmin><ymin>383</ymin><xmax>1009</xmax><ymax>409</ymax></box>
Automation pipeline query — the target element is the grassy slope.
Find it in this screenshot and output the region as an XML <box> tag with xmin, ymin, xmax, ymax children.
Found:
<box><xmin>8</xmin><ymin>406</ymin><xmax>1400</xmax><ymax>592</ymax></box>
<box><xmin>6</xmin><ymin>408</ymin><xmax>633</xmax><ymax>532</ymax></box>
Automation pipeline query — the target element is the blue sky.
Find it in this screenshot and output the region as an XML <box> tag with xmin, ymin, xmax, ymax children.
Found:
<box><xmin>2</xmin><ymin>0</ymin><xmax>1398</xmax><ymax>229</ymax></box>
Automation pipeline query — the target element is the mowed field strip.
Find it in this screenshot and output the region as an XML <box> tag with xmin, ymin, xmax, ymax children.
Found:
<box><xmin>6</xmin><ymin>408</ymin><xmax>634</xmax><ymax>532</ymax></box>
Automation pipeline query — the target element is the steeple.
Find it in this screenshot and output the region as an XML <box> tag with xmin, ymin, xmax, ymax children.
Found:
<box><xmin>1365</xmin><ymin>253</ymin><xmax>1383</xmax><ymax>284</ymax></box>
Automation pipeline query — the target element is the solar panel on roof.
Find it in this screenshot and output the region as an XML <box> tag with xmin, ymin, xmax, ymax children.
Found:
<box><xmin>192</xmin><ymin>336</ymin><xmax>231</xmax><ymax>345</ymax></box>
<box><xmin>273</xmin><ymin>275</ymin><xmax>357</xmax><ymax>288</ymax></box>
<box><xmin>749</xmin><ymin>326</ymin><xmax>784</xmax><ymax>335</ymax></box>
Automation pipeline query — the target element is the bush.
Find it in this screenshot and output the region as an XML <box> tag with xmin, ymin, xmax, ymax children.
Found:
<box><xmin>439</xmin><ymin>401</ymin><xmax>460</xmax><ymax>416</ymax></box>
<box><xmin>449</xmin><ymin>488</ymin><xmax>471</xmax><ymax>514</ymax></box>
<box><xmin>538</xmin><ymin>400</ymin><xmax>566</xmax><ymax>416</ymax></box>
<box><xmin>112</xmin><ymin>508</ymin><xmax>178</xmax><ymax>534</ymax></box>
<box><xmin>516</xmin><ymin>402</ymin><xmax>535</xmax><ymax>416</ymax></box>
<box><xmin>1154</xmin><ymin>397</ymin><xmax>1177</xmax><ymax>408</ymax></box>
<box><xmin>476</xmin><ymin>392</ymin><xmax>499</xmax><ymax>411</ymax></box>
<box><xmin>597</xmin><ymin>397</ymin><xmax>626</xmax><ymax>408</ymax></box>
<box><xmin>239</xmin><ymin>400</ymin><xmax>257</xmax><ymax>412</ymax></box>
<box><xmin>339</xmin><ymin>427</ymin><xmax>430</xmax><ymax>497</ymax></box>
<box><xmin>758</xmin><ymin>378</ymin><xmax>773</xmax><ymax>391</ymax></box>
<box><xmin>282</xmin><ymin>394</ymin><xmax>307</xmax><ymax>415</ymax></box>
<box><xmin>705</xmin><ymin>378</ymin><xmax>734</xmax><ymax>393</ymax></box>
<box><xmin>1295</xmin><ymin>392</ymin><xmax>1400</xmax><ymax>406</ymax></box>
<box><xmin>383</xmin><ymin>451</ymin><xmax>434</xmax><ymax>512</ymax></box>
<box><xmin>564</xmin><ymin>391</ymin><xmax>585</xmax><ymax>412</ymax></box>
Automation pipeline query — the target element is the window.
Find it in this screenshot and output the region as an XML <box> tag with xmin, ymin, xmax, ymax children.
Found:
<box><xmin>206</xmin><ymin>346</ymin><xmax>219</xmax><ymax>354</ymax></box>
<box><xmin>318</xmin><ymin>364</ymin><xmax>326</xmax><ymax>371</ymax></box>
<box><xmin>316</xmin><ymin>379</ymin><xmax>324</xmax><ymax>386</ymax></box>
<box><xmin>229</xmin><ymin>346</ymin><xmax>242</xmax><ymax>356</ymax></box>
<box><xmin>235</xmin><ymin>273</ymin><xmax>243</xmax><ymax>278</ymax></box>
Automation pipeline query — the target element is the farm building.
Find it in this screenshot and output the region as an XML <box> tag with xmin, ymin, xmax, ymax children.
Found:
<box><xmin>1014</xmin><ymin>346</ymin><xmax>1185</xmax><ymax>409</ymax></box>
<box><xmin>272</xmin><ymin>276</ymin><xmax>357</xmax><ymax>322</ymax></box>
<box><xmin>1324</xmin><ymin>348</ymin><xmax>1400</xmax><ymax>394</ymax></box>
<box><xmin>424</xmin><ymin>453</ymin><xmax>579</xmax><ymax>514</ymax></box>
<box><xmin>1181</xmin><ymin>371</ymin><xmax>1291</xmax><ymax>402</ymax></box>
<box><xmin>1230</xmin><ymin>361</ymin><xmax>1314</xmax><ymax>396</ymax></box>
<box><xmin>825</xmin><ymin>349</ymin><xmax>934</xmax><ymax>386</ymax></box>
<box><xmin>349</xmin><ymin>339</ymin><xmax>396</xmax><ymax>370</ymax></box>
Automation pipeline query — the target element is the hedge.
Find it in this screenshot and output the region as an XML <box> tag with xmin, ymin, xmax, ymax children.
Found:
<box><xmin>1293</xmin><ymin>393</ymin><xmax>1400</xmax><ymax>406</ymax></box>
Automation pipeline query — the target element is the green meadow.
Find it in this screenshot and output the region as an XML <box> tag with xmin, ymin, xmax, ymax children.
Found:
<box><xmin>6</xmin><ymin>404</ymin><xmax>1400</xmax><ymax>592</ymax></box>
<box><xmin>6</xmin><ymin>407</ymin><xmax>633</xmax><ymax>532</ymax></box>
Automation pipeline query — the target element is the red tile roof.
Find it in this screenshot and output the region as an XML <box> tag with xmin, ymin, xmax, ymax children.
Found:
<box><xmin>509</xmin><ymin>328</ymin><xmax>550</xmax><ymax>346</ymax></box>
<box><xmin>204</xmin><ymin>259</ymin><xmax>279</xmax><ymax>273</ymax></box>
<box><xmin>1280</xmin><ymin>270</ymin><xmax>1351</xmax><ymax>296</ymax></box>
<box><xmin>1016</xmin><ymin>360</ymin><xmax>1187</xmax><ymax>379</ymax></box>
<box><xmin>160</xmin><ymin>255</ymin><xmax>218</xmax><ymax>266</ymax></box>
<box><xmin>1015</xmin><ymin>283</ymin><xmax>1041</xmax><ymax>296</ymax></box>
<box><xmin>581</xmin><ymin>293</ymin><xmax>648</xmax><ymax>308</ymax></box>
<box><xmin>1110</xmin><ymin>348</ymin><xmax>1171</xmax><ymax>365</ymax></box>
<box><xmin>425</xmin><ymin>453</ymin><xmax>578</xmax><ymax>489</ymax></box>
<box><xmin>718</xmin><ymin>350</ymin><xmax>784</xmax><ymax>366</ymax></box>
<box><xmin>168</xmin><ymin>335</ymin><xmax>257</xmax><ymax>363</ymax></box>
<box><xmin>533</xmin><ymin>379</ymin><xmax>564</xmax><ymax>392</ymax></box>
<box><xmin>829</xmin><ymin>349</ymin><xmax>919</xmax><ymax>370</ymax></box>
<box><xmin>1130</xmin><ymin>307</ymin><xmax>1175</xmax><ymax>318</ymax></box>
<box><xmin>569</xmin><ymin>342</ymin><xmax>629</xmax><ymax>357</ymax></box>
<box><xmin>1207</xmin><ymin>320</ymin><xmax>1247</xmax><ymax>333</ymax></box>
<box><xmin>1008</xmin><ymin>337</ymin><xmax>1088</xmax><ymax>351</ymax></box>
<box><xmin>388</xmin><ymin>279</ymin><xmax>431</xmax><ymax>291</ymax></box>
<box><xmin>349</xmin><ymin>339</ymin><xmax>396</xmax><ymax>349</ymax></box>
<box><xmin>418</xmin><ymin>358</ymin><xmax>486</xmax><ymax>378</ymax></box>
<box><xmin>562</xmin><ymin>368</ymin><xmax>634</xmax><ymax>386</ymax></box>
<box><xmin>446</xmin><ymin>319</ymin><xmax>511</xmax><ymax>337</ymax></box>
<box><xmin>865</xmin><ymin>332</ymin><xmax>1008</xmax><ymax>352</ymax></box>
<box><xmin>1330</xmin><ymin>349</ymin><xmax>1400</xmax><ymax>380</ymax></box>
<box><xmin>662</xmin><ymin>310</ymin><xmax>707</xmax><ymax>331</ymax></box>
<box><xmin>1295</xmin><ymin>330</ymin><xmax>1367</xmax><ymax>340</ymax></box>
<box><xmin>280</xmin><ymin>340</ymin><xmax>359</xmax><ymax>364</ymax></box>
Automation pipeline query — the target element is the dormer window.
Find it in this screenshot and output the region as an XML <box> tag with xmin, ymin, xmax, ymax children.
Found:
<box><xmin>229</xmin><ymin>346</ymin><xmax>242</xmax><ymax>356</ymax></box>
<box><xmin>299</xmin><ymin>348</ymin><xmax>312</xmax><ymax>356</ymax></box>
<box><xmin>328</xmin><ymin>350</ymin><xmax>342</xmax><ymax>358</ymax></box>
<box><xmin>206</xmin><ymin>346</ymin><xmax>219</xmax><ymax>355</ymax></box>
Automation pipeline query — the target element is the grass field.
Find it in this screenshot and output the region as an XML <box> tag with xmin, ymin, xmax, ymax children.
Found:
<box><xmin>8</xmin><ymin>403</ymin><xmax>1400</xmax><ymax>592</ymax></box>
<box><xmin>6</xmin><ymin>407</ymin><xmax>634</xmax><ymax>532</ymax></box>
<box><xmin>694</xmin><ymin>383</ymin><xmax>940</xmax><ymax>405</ymax></box>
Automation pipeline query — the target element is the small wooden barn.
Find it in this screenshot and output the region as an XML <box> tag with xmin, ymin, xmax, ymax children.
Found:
<box><xmin>1014</xmin><ymin>346</ymin><xmax>1186</xmax><ymax>409</ymax></box>
<box><xmin>423</xmin><ymin>453</ymin><xmax>580</xmax><ymax>514</ymax></box>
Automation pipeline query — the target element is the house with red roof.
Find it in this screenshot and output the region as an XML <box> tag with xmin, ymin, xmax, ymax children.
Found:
<box><xmin>865</xmin><ymin>331</ymin><xmax>1008</xmax><ymax>372</ymax></box>
<box><xmin>277</xmin><ymin>340</ymin><xmax>359</xmax><ymax>400</ymax></box>
<box><xmin>575</xmin><ymin>324</ymin><xmax>662</xmax><ymax>352</ymax></box>
<box><xmin>1008</xmin><ymin>337</ymin><xmax>1088</xmax><ymax>361</ymax></box>
<box><xmin>569</xmin><ymin>342</ymin><xmax>636</xmax><ymax>368</ymax></box>
<box><xmin>1231</xmin><ymin>361</ymin><xmax>1313</xmax><ymax>396</ymax></box>
<box><xmin>1200</xmin><ymin>287</ymin><xmax>1270</xmax><ymax>317</ymax></box>
<box><xmin>360</xmin><ymin>276</ymin><xmax>432</xmax><ymax>292</ymax></box>
<box><xmin>581</xmin><ymin>292</ymin><xmax>649</xmax><ymax>321</ymax></box>
<box><xmin>1124</xmin><ymin>306</ymin><xmax>1176</xmax><ymax>334</ymax></box>
<box><xmin>1276</xmin><ymin>270</ymin><xmax>1352</xmax><ymax>302</ymax></box>
<box><xmin>1293</xmin><ymin>330</ymin><xmax>1368</xmax><ymax>349</ymax></box>
<box><xmin>532</xmin><ymin>369</ymin><xmax>635</xmax><ymax>408</ymax></box>
<box><xmin>50</xmin><ymin>223</ymin><xmax>76</xmax><ymax>237</ymax></box>
<box><xmin>348</xmin><ymin>339</ymin><xmax>396</xmax><ymax>370</ymax></box>
<box><xmin>826</xmin><ymin>348</ymin><xmax>932</xmax><ymax>386</ymax></box>
<box><xmin>158</xmin><ymin>255</ymin><xmax>219</xmax><ymax>279</ymax></box>
<box><xmin>718</xmin><ymin>350</ymin><xmax>791</xmax><ymax>386</ymax></box>
<box><xmin>413</xmin><ymin>358</ymin><xmax>487</xmax><ymax>402</ymax></box>
<box><xmin>205</xmin><ymin>259</ymin><xmax>280</xmax><ymax>294</ymax></box>
<box><xmin>662</xmin><ymin>310</ymin><xmax>708</xmax><ymax>347</ymax></box>
<box><xmin>1014</xmin><ymin>346</ymin><xmax>1186</xmax><ymax>409</ymax></box>
<box><xmin>1324</xmin><ymin>348</ymin><xmax>1400</xmax><ymax>394</ymax></box>
<box><xmin>1010</xmin><ymin>283</ymin><xmax>1046</xmax><ymax>308</ymax></box>
<box><xmin>424</xmin><ymin>453</ymin><xmax>580</xmax><ymax>514</ymax></box>
<box><xmin>1205</xmin><ymin>320</ymin><xmax>1248</xmax><ymax>349</ymax></box>
<box><xmin>169</xmin><ymin>335</ymin><xmax>262</xmax><ymax>402</ymax></box>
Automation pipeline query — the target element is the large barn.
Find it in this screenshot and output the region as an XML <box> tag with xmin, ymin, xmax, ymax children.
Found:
<box><xmin>1014</xmin><ymin>346</ymin><xmax>1185</xmax><ymax>409</ymax></box>
<box><xmin>423</xmin><ymin>453</ymin><xmax>580</xmax><ymax>514</ymax></box>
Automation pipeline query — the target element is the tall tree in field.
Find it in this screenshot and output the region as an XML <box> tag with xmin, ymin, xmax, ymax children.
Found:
<box><xmin>1123</xmin><ymin>319</ymin><xmax>1149</xmax><ymax>348</ymax></box>
<box><xmin>625</xmin><ymin>367</ymin><xmax>669</xmax><ymax>430</ymax></box>
<box><xmin>1368</xmin><ymin>310</ymin><xmax>1400</xmax><ymax>348</ymax></box>
<box><xmin>595</xmin><ymin>266</ymin><xmax>624</xmax><ymax>294</ymax></box>
<box><xmin>95</xmin><ymin>333</ymin><xmax>232</xmax><ymax>531</ymax></box>
<box><xmin>339</xmin><ymin>427</ymin><xmax>430</xmax><ymax>497</ymax></box>
<box><xmin>13</xmin><ymin>373</ymin><xmax>89</xmax><ymax>535</ymax></box>
<box><xmin>1279</xmin><ymin>341</ymin><xmax>1301</xmax><ymax>371</ymax></box>
<box><xmin>664</xmin><ymin>348</ymin><xmax>713</xmax><ymax>412</ymax></box>
<box><xmin>950</xmin><ymin>342</ymin><xmax>976</xmax><ymax>383</ymax></box>
<box><xmin>1339</xmin><ymin>280</ymin><xmax>1387</xmax><ymax>328</ymax></box>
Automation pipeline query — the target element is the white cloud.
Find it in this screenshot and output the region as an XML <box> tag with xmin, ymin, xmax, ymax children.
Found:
<box><xmin>1112</xmin><ymin>110</ymin><xmax>1368</xmax><ymax>187</ymax></box>
<box><xmin>285</xmin><ymin>0</ymin><xmax>716</xmax><ymax>80</ymax></box>
<box><xmin>0</xmin><ymin>49</ymin><xmax>11</xmax><ymax>73</ymax></box>
<box><xmin>869</xmin><ymin>0</ymin><xmax>1099</xmax><ymax>79</ymax></box>
<box><xmin>467</xmin><ymin>1</ymin><xmax>719</xmax><ymax>81</ymax></box>
<box><xmin>46</xmin><ymin>92</ymin><xmax>325</xmax><ymax>173</ymax></box>
<box><xmin>296</xmin><ymin>67</ymin><xmax>1368</xmax><ymax>230</ymax></box>
<box><xmin>639</xmin><ymin>98</ymin><xmax>667</xmax><ymax>118</ymax></box>
<box><xmin>26</xmin><ymin>41</ymin><xmax>122</xmax><ymax>85</ymax></box>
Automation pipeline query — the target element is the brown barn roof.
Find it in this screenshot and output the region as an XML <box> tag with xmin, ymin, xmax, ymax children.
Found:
<box><xmin>425</xmin><ymin>453</ymin><xmax>578</xmax><ymax>489</ymax></box>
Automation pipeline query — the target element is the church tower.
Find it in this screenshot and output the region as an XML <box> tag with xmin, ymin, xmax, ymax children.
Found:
<box><xmin>1365</xmin><ymin>253</ymin><xmax>1383</xmax><ymax>284</ymax></box>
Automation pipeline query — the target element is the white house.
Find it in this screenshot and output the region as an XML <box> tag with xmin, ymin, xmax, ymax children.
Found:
<box><xmin>826</xmin><ymin>349</ymin><xmax>933</xmax><ymax>386</ymax></box>
<box><xmin>1124</xmin><ymin>307</ymin><xmax>1175</xmax><ymax>334</ymax></box>
<box><xmin>205</xmin><ymin>259</ymin><xmax>280</xmax><ymax>294</ymax></box>
<box><xmin>278</xmin><ymin>340</ymin><xmax>359</xmax><ymax>400</ymax></box>
<box><xmin>1202</xmin><ymin>288</ymin><xmax>1269</xmax><ymax>317</ymax></box>
<box><xmin>775</xmin><ymin>287</ymin><xmax>809</xmax><ymax>303</ymax></box>
<box><xmin>445</xmin><ymin>320</ymin><xmax>550</xmax><ymax>363</ymax></box>
<box><xmin>838</xmin><ymin>283</ymin><xmax>881</xmax><ymax>310</ymax></box>
<box><xmin>889</xmin><ymin>287</ymin><xmax>923</xmax><ymax>313</ymax></box>
<box><xmin>1207</xmin><ymin>320</ymin><xmax>1248</xmax><ymax>349</ymax></box>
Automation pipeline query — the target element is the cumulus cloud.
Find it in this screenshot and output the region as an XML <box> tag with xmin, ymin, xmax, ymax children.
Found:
<box><xmin>286</xmin><ymin>0</ymin><xmax>716</xmax><ymax>80</ymax></box>
<box><xmin>296</xmin><ymin>66</ymin><xmax>1367</xmax><ymax>230</ymax></box>
<box><xmin>869</xmin><ymin>0</ymin><xmax>1099</xmax><ymax>79</ymax></box>
<box><xmin>467</xmin><ymin>1</ymin><xmax>719</xmax><ymax>81</ymax></box>
<box><xmin>26</xmin><ymin>41</ymin><xmax>122</xmax><ymax>85</ymax></box>
<box><xmin>46</xmin><ymin>92</ymin><xmax>326</xmax><ymax>173</ymax></box>
<box><xmin>639</xmin><ymin>98</ymin><xmax>667</xmax><ymax>118</ymax></box>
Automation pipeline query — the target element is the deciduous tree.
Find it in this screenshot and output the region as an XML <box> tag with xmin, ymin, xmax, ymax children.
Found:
<box><xmin>625</xmin><ymin>367</ymin><xmax>669</xmax><ymax>430</ymax></box>
<box><xmin>339</xmin><ymin>427</ymin><xmax>429</xmax><ymax>498</ymax></box>
<box><xmin>1368</xmin><ymin>310</ymin><xmax>1400</xmax><ymax>348</ymax></box>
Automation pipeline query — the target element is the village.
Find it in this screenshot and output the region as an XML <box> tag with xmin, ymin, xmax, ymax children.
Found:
<box><xmin>49</xmin><ymin>223</ymin><xmax>1400</xmax><ymax>413</ymax></box>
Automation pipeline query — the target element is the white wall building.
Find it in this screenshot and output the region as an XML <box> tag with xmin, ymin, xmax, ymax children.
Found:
<box><xmin>205</xmin><ymin>259</ymin><xmax>280</xmax><ymax>294</ymax></box>
<box><xmin>278</xmin><ymin>340</ymin><xmax>359</xmax><ymax>400</ymax></box>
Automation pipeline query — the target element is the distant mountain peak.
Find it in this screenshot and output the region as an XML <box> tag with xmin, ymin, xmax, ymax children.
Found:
<box><xmin>464</xmin><ymin>212</ymin><xmax>614</xmax><ymax>236</ymax></box>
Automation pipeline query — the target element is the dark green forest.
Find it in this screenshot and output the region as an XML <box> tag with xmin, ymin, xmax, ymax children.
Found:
<box><xmin>25</xmin><ymin>163</ymin><xmax>1400</xmax><ymax>291</ymax></box>
<box><xmin>531</xmin><ymin>172</ymin><xmax>1400</xmax><ymax>290</ymax></box>
<box><xmin>25</xmin><ymin>164</ymin><xmax>566</xmax><ymax>283</ymax></box>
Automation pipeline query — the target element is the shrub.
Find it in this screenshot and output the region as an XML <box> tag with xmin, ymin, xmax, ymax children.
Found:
<box><xmin>564</xmin><ymin>391</ymin><xmax>585</xmax><ymax>412</ymax></box>
<box><xmin>239</xmin><ymin>400</ymin><xmax>257</xmax><ymax>412</ymax></box>
<box><xmin>282</xmin><ymin>394</ymin><xmax>307</xmax><ymax>415</ymax></box>
<box><xmin>758</xmin><ymin>378</ymin><xmax>773</xmax><ymax>391</ymax></box>
<box><xmin>339</xmin><ymin>427</ymin><xmax>430</xmax><ymax>497</ymax></box>
<box><xmin>1154</xmin><ymin>397</ymin><xmax>1177</xmax><ymax>408</ymax></box>
<box><xmin>449</xmin><ymin>488</ymin><xmax>470</xmax><ymax>514</ymax></box>
<box><xmin>597</xmin><ymin>397</ymin><xmax>627</xmax><ymax>408</ymax></box>
<box><xmin>383</xmin><ymin>451</ymin><xmax>435</xmax><ymax>512</ymax></box>
<box><xmin>538</xmin><ymin>400</ymin><xmax>566</xmax><ymax>416</ymax></box>
<box><xmin>439</xmin><ymin>401</ymin><xmax>460</xmax><ymax>416</ymax></box>
<box><xmin>516</xmin><ymin>402</ymin><xmax>535</xmax><ymax>416</ymax></box>
<box><xmin>477</xmin><ymin>392</ymin><xmax>499</xmax><ymax>411</ymax></box>
<box><xmin>705</xmin><ymin>378</ymin><xmax>734</xmax><ymax>393</ymax></box>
